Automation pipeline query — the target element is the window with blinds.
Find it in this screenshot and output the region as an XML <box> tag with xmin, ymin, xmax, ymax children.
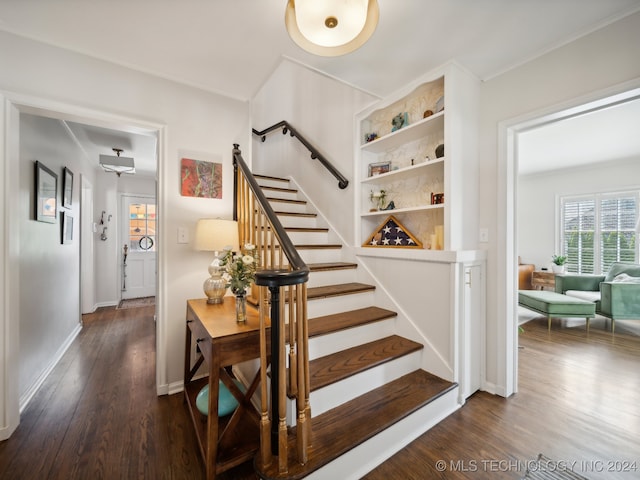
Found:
<box><xmin>560</xmin><ymin>192</ymin><xmax>638</xmax><ymax>274</ymax></box>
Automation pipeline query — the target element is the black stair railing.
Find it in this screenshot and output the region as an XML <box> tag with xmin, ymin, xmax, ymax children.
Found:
<box><xmin>253</xmin><ymin>121</ymin><xmax>349</xmax><ymax>190</ymax></box>
<box><xmin>232</xmin><ymin>144</ymin><xmax>311</xmax><ymax>474</ymax></box>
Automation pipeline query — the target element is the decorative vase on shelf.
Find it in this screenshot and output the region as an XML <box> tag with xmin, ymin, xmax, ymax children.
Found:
<box><xmin>234</xmin><ymin>291</ymin><xmax>247</xmax><ymax>323</ymax></box>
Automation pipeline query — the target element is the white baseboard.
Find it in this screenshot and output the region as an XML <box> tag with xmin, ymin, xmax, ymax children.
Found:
<box><xmin>19</xmin><ymin>323</ymin><xmax>82</xmax><ymax>413</ymax></box>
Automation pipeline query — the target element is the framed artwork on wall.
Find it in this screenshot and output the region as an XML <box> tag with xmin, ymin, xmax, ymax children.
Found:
<box><xmin>35</xmin><ymin>160</ymin><xmax>57</xmax><ymax>223</ymax></box>
<box><xmin>62</xmin><ymin>167</ymin><xmax>74</xmax><ymax>208</ymax></box>
<box><xmin>61</xmin><ymin>212</ymin><xmax>73</xmax><ymax>244</ymax></box>
<box><xmin>180</xmin><ymin>157</ymin><xmax>222</xmax><ymax>198</ymax></box>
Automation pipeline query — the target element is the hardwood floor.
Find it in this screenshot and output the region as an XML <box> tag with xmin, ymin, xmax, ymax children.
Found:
<box><xmin>1</xmin><ymin>308</ymin><xmax>638</xmax><ymax>479</ymax></box>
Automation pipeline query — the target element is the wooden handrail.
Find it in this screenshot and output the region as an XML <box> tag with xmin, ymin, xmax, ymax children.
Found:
<box><xmin>253</xmin><ymin>121</ymin><xmax>349</xmax><ymax>190</ymax></box>
<box><xmin>232</xmin><ymin>144</ymin><xmax>311</xmax><ymax>473</ymax></box>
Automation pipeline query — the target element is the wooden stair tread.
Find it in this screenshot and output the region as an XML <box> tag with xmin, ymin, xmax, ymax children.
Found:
<box><xmin>306</xmin><ymin>282</ymin><xmax>374</xmax><ymax>300</ymax></box>
<box><xmin>308</xmin><ymin>335</ymin><xmax>423</xmax><ymax>392</ymax></box>
<box><xmin>308</xmin><ymin>306</ymin><xmax>397</xmax><ymax>338</ymax></box>
<box><xmin>308</xmin><ymin>262</ymin><xmax>357</xmax><ymax>272</ymax></box>
<box><xmin>255</xmin><ymin>370</ymin><xmax>456</xmax><ymax>479</ymax></box>
<box><xmin>254</xmin><ymin>174</ymin><xmax>289</xmax><ymax>183</ymax></box>
<box><xmin>274</xmin><ymin>211</ymin><xmax>317</xmax><ymax>218</ymax></box>
<box><xmin>257</xmin><ymin>226</ymin><xmax>328</xmax><ymax>233</ymax></box>
<box><xmin>260</xmin><ymin>185</ymin><xmax>298</xmax><ymax>194</ymax></box>
<box><xmin>266</xmin><ymin>197</ymin><xmax>307</xmax><ymax>205</ymax></box>
<box><xmin>293</xmin><ymin>244</ymin><xmax>341</xmax><ymax>250</ymax></box>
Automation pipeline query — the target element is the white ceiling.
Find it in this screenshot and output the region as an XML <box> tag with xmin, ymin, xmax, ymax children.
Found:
<box><xmin>2</xmin><ymin>0</ymin><xmax>640</xmax><ymax>176</ymax></box>
<box><xmin>518</xmin><ymin>96</ymin><xmax>640</xmax><ymax>176</ymax></box>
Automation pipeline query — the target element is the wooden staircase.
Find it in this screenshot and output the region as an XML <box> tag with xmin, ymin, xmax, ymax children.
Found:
<box><xmin>244</xmin><ymin>174</ymin><xmax>458</xmax><ymax>479</ymax></box>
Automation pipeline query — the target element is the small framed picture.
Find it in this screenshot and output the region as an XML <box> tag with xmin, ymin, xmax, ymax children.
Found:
<box><xmin>61</xmin><ymin>211</ymin><xmax>73</xmax><ymax>244</ymax></box>
<box><xmin>368</xmin><ymin>161</ymin><xmax>391</xmax><ymax>177</ymax></box>
<box><xmin>62</xmin><ymin>167</ymin><xmax>74</xmax><ymax>208</ymax></box>
<box><xmin>35</xmin><ymin>161</ymin><xmax>58</xmax><ymax>223</ymax></box>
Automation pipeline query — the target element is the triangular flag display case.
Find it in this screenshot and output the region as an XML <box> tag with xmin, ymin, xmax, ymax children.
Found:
<box><xmin>362</xmin><ymin>215</ymin><xmax>423</xmax><ymax>248</ymax></box>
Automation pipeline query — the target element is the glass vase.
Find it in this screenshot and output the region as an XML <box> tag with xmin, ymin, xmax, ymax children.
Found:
<box><xmin>235</xmin><ymin>292</ymin><xmax>247</xmax><ymax>323</ymax></box>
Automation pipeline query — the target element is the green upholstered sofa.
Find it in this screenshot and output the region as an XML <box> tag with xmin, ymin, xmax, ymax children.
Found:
<box><xmin>555</xmin><ymin>262</ymin><xmax>640</xmax><ymax>332</ymax></box>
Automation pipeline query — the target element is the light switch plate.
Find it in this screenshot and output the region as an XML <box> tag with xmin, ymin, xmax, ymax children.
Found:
<box><xmin>479</xmin><ymin>228</ymin><xmax>489</xmax><ymax>243</ymax></box>
<box><xmin>177</xmin><ymin>227</ymin><xmax>189</xmax><ymax>244</ymax></box>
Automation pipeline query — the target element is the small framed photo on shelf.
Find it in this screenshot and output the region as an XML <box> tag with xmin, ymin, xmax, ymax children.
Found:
<box><xmin>368</xmin><ymin>161</ymin><xmax>391</xmax><ymax>177</ymax></box>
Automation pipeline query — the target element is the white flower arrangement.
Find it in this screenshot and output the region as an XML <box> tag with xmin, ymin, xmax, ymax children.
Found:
<box><xmin>219</xmin><ymin>243</ymin><xmax>259</xmax><ymax>295</ymax></box>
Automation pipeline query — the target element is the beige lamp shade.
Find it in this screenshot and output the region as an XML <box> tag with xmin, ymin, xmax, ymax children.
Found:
<box><xmin>194</xmin><ymin>219</ymin><xmax>239</xmax><ymax>253</ymax></box>
<box><xmin>285</xmin><ymin>0</ymin><xmax>379</xmax><ymax>56</ymax></box>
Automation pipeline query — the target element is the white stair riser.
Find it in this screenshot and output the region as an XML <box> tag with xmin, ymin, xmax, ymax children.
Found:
<box><xmin>256</xmin><ymin>178</ymin><xmax>290</xmax><ymax>189</ymax></box>
<box><xmin>306</xmin><ymin>291</ymin><xmax>376</xmax><ymax>318</ymax></box>
<box><xmin>307</xmin><ymin>318</ymin><xmax>395</xmax><ymax>360</ymax></box>
<box><xmin>306</xmin><ymin>268</ymin><xmax>357</xmax><ymax>288</ymax></box>
<box><xmin>262</xmin><ymin>189</ymin><xmax>299</xmax><ymax>201</ymax></box>
<box><xmin>306</xmin><ymin>387</ymin><xmax>460</xmax><ymax>480</ymax></box>
<box><xmin>276</xmin><ymin>215</ymin><xmax>319</xmax><ymax>229</ymax></box>
<box><xmin>286</xmin><ymin>351</ymin><xmax>422</xmax><ymax>423</ymax></box>
<box><xmin>286</xmin><ymin>231</ymin><xmax>329</xmax><ymax>244</ymax></box>
<box><xmin>266</xmin><ymin>200</ymin><xmax>309</xmax><ymax>213</ymax></box>
<box><xmin>297</xmin><ymin>248</ymin><xmax>343</xmax><ymax>264</ymax></box>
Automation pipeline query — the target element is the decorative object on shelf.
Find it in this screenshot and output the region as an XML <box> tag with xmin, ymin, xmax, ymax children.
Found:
<box><xmin>425</xmin><ymin>155</ymin><xmax>431</xmax><ymax>161</ymax></box>
<box><xmin>194</xmin><ymin>218</ymin><xmax>240</xmax><ymax>304</ymax></box>
<box><xmin>429</xmin><ymin>224</ymin><xmax>444</xmax><ymax>250</ymax></box>
<box><xmin>391</xmin><ymin>112</ymin><xmax>409</xmax><ymax>132</ymax></box>
<box><xmin>431</xmin><ymin>192</ymin><xmax>444</xmax><ymax>205</ymax></box>
<box><xmin>435</xmin><ymin>144</ymin><xmax>445</xmax><ymax>158</ymax></box>
<box><xmin>285</xmin><ymin>0</ymin><xmax>379</xmax><ymax>57</ymax></box>
<box><xmin>368</xmin><ymin>161</ymin><xmax>391</xmax><ymax>177</ymax></box>
<box><xmin>369</xmin><ymin>189</ymin><xmax>387</xmax><ymax>211</ymax></box>
<box><xmin>435</xmin><ymin>95</ymin><xmax>445</xmax><ymax>113</ymax></box>
<box><xmin>364</xmin><ymin>132</ymin><xmax>378</xmax><ymax>143</ymax></box>
<box><xmin>220</xmin><ymin>243</ymin><xmax>259</xmax><ymax>322</ymax></box>
<box><xmin>382</xmin><ymin>200</ymin><xmax>395</xmax><ymax>210</ymax></box>
<box><xmin>34</xmin><ymin>161</ymin><xmax>57</xmax><ymax>224</ymax></box>
<box><xmin>363</xmin><ymin>215</ymin><xmax>422</xmax><ymax>248</ymax></box>
<box><xmin>62</xmin><ymin>166</ymin><xmax>73</xmax><ymax>208</ymax></box>
<box><xmin>551</xmin><ymin>254</ymin><xmax>567</xmax><ymax>273</ymax></box>
<box><xmin>423</xmin><ymin>109</ymin><xmax>434</xmax><ymax>118</ymax></box>
<box><xmin>181</xmin><ymin>157</ymin><xmax>222</xmax><ymax>199</ymax></box>
<box><xmin>195</xmin><ymin>380</ymin><xmax>244</xmax><ymax>417</ymax></box>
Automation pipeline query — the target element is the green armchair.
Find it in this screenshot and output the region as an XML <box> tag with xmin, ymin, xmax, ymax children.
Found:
<box><xmin>555</xmin><ymin>262</ymin><xmax>640</xmax><ymax>332</ymax></box>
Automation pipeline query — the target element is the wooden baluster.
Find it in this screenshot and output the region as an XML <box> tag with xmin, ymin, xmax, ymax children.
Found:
<box><xmin>301</xmin><ymin>284</ymin><xmax>312</xmax><ymax>448</ymax></box>
<box><xmin>258</xmin><ymin>286</ymin><xmax>271</xmax><ymax>467</ymax></box>
<box><xmin>288</xmin><ymin>284</ymin><xmax>297</xmax><ymax>398</ymax></box>
<box><xmin>278</xmin><ymin>286</ymin><xmax>288</xmax><ymax>474</ymax></box>
<box><xmin>295</xmin><ymin>283</ymin><xmax>309</xmax><ymax>464</ymax></box>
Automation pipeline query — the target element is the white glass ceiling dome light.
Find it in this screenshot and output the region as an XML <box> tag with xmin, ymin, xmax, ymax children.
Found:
<box><xmin>285</xmin><ymin>0</ymin><xmax>379</xmax><ymax>56</ymax></box>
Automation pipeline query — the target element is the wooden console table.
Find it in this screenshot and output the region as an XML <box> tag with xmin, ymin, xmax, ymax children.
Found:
<box><xmin>184</xmin><ymin>297</ymin><xmax>270</xmax><ymax>480</ymax></box>
<box><xmin>531</xmin><ymin>271</ymin><xmax>556</xmax><ymax>290</ymax></box>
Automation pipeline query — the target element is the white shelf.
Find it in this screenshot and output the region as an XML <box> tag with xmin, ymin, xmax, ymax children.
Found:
<box><xmin>361</xmin><ymin>204</ymin><xmax>444</xmax><ymax>217</ymax></box>
<box><xmin>361</xmin><ymin>111</ymin><xmax>444</xmax><ymax>153</ymax></box>
<box><xmin>361</xmin><ymin>158</ymin><xmax>444</xmax><ymax>185</ymax></box>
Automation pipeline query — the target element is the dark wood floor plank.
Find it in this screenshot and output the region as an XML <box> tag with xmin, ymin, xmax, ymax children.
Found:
<box><xmin>3</xmin><ymin>309</ymin><xmax>638</xmax><ymax>480</ymax></box>
<box><xmin>363</xmin><ymin>316</ymin><xmax>640</xmax><ymax>480</ymax></box>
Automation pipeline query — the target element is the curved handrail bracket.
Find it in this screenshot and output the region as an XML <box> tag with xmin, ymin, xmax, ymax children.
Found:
<box><xmin>253</xmin><ymin>121</ymin><xmax>349</xmax><ymax>190</ymax></box>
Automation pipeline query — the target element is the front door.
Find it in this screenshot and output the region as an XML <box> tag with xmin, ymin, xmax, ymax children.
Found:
<box><xmin>121</xmin><ymin>195</ymin><xmax>156</xmax><ymax>300</ymax></box>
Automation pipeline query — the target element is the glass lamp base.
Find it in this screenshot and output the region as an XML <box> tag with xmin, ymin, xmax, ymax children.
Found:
<box><xmin>203</xmin><ymin>274</ymin><xmax>226</xmax><ymax>304</ymax></box>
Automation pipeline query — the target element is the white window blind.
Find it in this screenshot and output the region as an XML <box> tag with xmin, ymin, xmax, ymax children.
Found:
<box><xmin>560</xmin><ymin>191</ymin><xmax>638</xmax><ymax>274</ymax></box>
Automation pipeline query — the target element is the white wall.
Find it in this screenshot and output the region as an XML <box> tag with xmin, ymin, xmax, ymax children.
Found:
<box><xmin>0</xmin><ymin>30</ymin><xmax>251</xmax><ymax>438</ymax></box>
<box><xmin>479</xmin><ymin>11</ymin><xmax>640</xmax><ymax>394</ymax></box>
<box><xmin>18</xmin><ymin>113</ymin><xmax>90</xmax><ymax>403</ymax></box>
<box><xmin>93</xmin><ymin>173</ymin><xmax>156</xmax><ymax>308</ymax></box>
<box><xmin>251</xmin><ymin>59</ymin><xmax>377</xmax><ymax>245</ymax></box>
<box><xmin>518</xmin><ymin>158</ymin><xmax>640</xmax><ymax>270</ymax></box>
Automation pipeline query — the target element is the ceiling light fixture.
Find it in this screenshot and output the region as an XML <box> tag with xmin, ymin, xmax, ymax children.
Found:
<box><xmin>99</xmin><ymin>148</ymin><xmax>135</xmax><ymax>177</ymax></box>
<box><xmin>285</xmin><ymin>0</ymin><xmax>379</xmax><ymax>57</ymax></box>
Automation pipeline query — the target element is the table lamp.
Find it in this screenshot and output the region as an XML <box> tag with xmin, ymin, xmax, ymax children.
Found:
<box><xmin>194</xmin><ymin>219</ymin><xmax>239</xmax><ymax>304</ymax></box>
